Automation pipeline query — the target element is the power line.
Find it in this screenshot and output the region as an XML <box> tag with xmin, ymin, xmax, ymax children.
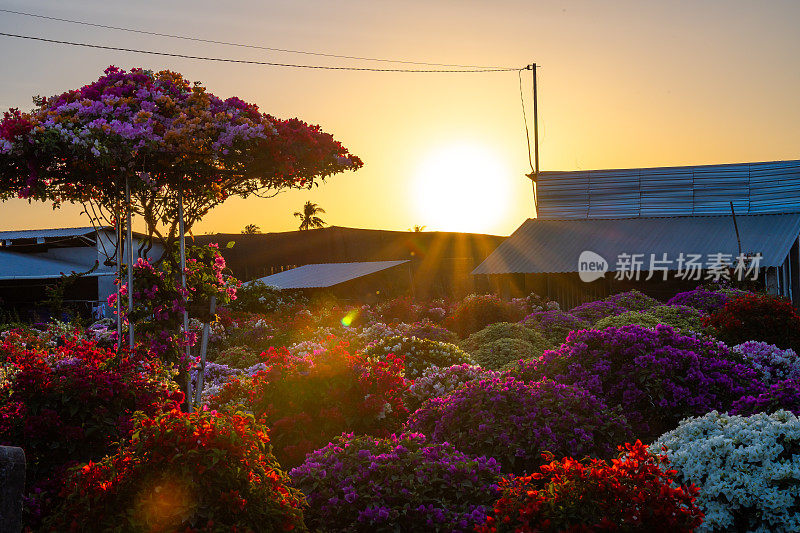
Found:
<box><xmin>518</xmin><ymin>66</ymin><xmax>534</xmax><ymax>172</ymax></box>
<box><xmin>0</xmin><ymin>7</ymin><xmax>511</xmax><ymax>70</ymax></box>
<box><xmin>0</xmin><ymin>32</ymin><xmax>518</xmax><ymax>73</ymax></box>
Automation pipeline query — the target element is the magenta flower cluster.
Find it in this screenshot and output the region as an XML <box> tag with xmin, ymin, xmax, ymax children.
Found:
<box><xmin>510</xmin><ymin>325</ymin><xmax>766</xmax><ymax>440</ymax></box>
<box><xmin>666</xmin><ymin>288</ymin><xmax>732</xmax><ymax>314</ymax></box>
<box><xmin>520</xmin><ymin>310</ymin><xmax>589</xmax><ymax>345</ymax></box>
<box><xmin>289</xmin><ymin>432</ymin><xmax>501</xmax><ymax>533</ymax></box>
<box><xmin>732</xmin><ymin>379</ymin><xmax>800</xmax><ymax>416</ymax></box>
<box><xmin>731</xmin><ymin>341</ymin><xmax>800</xmax><ymax>383</ymax></box>
<box><xmin>405</xmin><ymin>376</ymin><xmax>632</xmax><ymax>475</ymax></box>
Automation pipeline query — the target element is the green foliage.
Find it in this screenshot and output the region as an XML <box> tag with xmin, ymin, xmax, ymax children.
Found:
<box><xmin>604</xmin><ymin>289</ymin><xmax>661</xmax><ymax>311</ymax></box>
<box><xmin>40</xmin><ymin>264</ymin><xmax>98</xmax><ymax>320</ymax></box>
<box><xmin>460</xmin><ymin>322</ymin><xmax>548</xmax><ymax>354</ymax></box>
<box><xmin>593</xmin><ymin>305</ymin><xmax>703</xmax><ymax>333</ymax></box>
<box><xmin>212</xmin><ymin>346</ymin><xmax>265</xmax><ymax>369</ymax></box>
<box><xmin>520</xmin><ymin>311</ymin><xmax>590</xmax><ymax>347</ymax></box>
<box><xmin>447</xmin><ymin>294</ymin><xmax>519</xmax><ymax>337</ymax></box>
<box><xmin>364</xmin><ymin>335</ymin><xmax>471</xmax><ymax>379</ymax></box>
<box><xmin>470</xmin><ymin>338</ymin><xmax>541</xmax><ymax>370</ymax></box>
<box><xmin>229</xmin><ymin>280</ymin><xmax>306</xmax><ymax>315</ymax></box>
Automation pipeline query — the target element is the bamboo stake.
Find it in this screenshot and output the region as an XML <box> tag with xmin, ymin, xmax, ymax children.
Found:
<box><xmin>178</xmin><ymin>190</ymin><xmax>192</xmax><ymax>412</ymax></box>
<box><xmin>125</xmin><ymin>176</ymin><xmax>134</xmax><ymax>349</ymax></box>
<box><xmin>194</xmin><ymin>295</ymin><xmax>216</xmax><ymax>407</ymax></box>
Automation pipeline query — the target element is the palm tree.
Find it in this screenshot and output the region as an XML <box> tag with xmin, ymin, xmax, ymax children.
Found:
<box><xmin>408</xmin><ymin>225</ymin><xmax>427</xmax><ymax>232</ymax></box>
<box><xmin>294</xmin><ymin>201</ymin><xmax>327</xmax><ymax>231</ymax></box>
<box><xmin>242</xmin><ymin>224</ymin><xmax>261</xmax><ymax>234</ymax></box>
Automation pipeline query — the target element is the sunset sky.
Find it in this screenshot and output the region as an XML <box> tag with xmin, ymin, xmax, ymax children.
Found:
<box><xmin>1</xmin><ymin>0</ymin><xmax>798</xmax><ymax>236</ymax></box>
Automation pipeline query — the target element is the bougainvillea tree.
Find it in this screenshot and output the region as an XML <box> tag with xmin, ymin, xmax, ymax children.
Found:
<box><xmin>0</xmin><ymin>66</ymin><xmax>362</xmax><ymax>254</ymax></box>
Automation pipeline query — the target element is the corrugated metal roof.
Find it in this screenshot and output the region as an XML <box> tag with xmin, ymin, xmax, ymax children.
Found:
<box><xmin>0</xmin><ymin>227</ymin><xmax>111</xmax><ymax>240</ymax></box>
<box><xmin>536</xmin><ymin>159</ymin><xmax>800</xmax><ymax>219</ymax></box>
<box><xmin>472</xmin><ymin>214</ymin><xmax>800</xmax><ymax>274</ymax></box>
<box><xmin>0</xmin><ymin>250</ymin><xmax>108</xmax><ymax>280</ymax></box>
<box><xmin>250</xmin><ymin>260</ymin><xmax>409</xmax><ymax>289</ymax></box>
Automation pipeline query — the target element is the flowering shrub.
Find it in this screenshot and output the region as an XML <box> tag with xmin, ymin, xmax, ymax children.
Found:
<box><xmin>364</xmin><ymin>336</ymin><xmax>471</xmax><ymax>380</ymax></box>
<box><xmin>175</xmin><ymin>243</ymin><xmax>241</xmax><ymax>315</ymax></box>
<box><xmin>0</xmin><ymin>338</ymin><xmax>181</xmax><ymax>483</ymax></box>
<box><xmin>190</xmin><ymin>360</ymin><xmax>269</xmax><ymax>403</ymax></box>
<box><xmin>667</xmin><ymin>287</ymin><xmax>732</xmax><ymax>313</ymax></box>
<box><xmin>46</xmin><ymin>409</ymin><xmax>307</xmax><ymax>532</ymax></box>
<box><xmin>604</xmin><ymin>289</ymin><xmax>660</xmax><ymax>311</ymax></box>
<box><xmin>290</xmin><ymin>432</ymin><xmax>501</xmax><ymax>533</ymax></box>
<box><xmin>0</xmin><ymin>338</ymin><xmax>181</xmax><ymax>524</ymax></box>
<box><xmin>406</xmin><ymin>377</ymin><xmax>632</xmax><ymax>475</ymax></box>
<box><xmin>446</xmin><ymin>294</ymin><xmax>518</xmax><ymax>337</ymax></box>
<box><xmin>212</xmin><ymin>345</ymin><xmax>267</xmax><ymax>369</ymax></box>
<box><xmin>111</xmin><ymin>257</ymin><xmax>190</xmax><ymax>361</ymax></box>
<box><xmin>397</xmin><ymin>319</ymin><xmax>459</xmax><ymax>344</ymax></box>
<box><xmin>653</xmin><ymin>410</ymin><xmax>800</xmax><ymax>532</ymax></box>
<box><xmin>353</xmin><ymin>321</ymin><xmax>403</xmax><ymax>347</ymax></box>
<box><xmin>704</xmin><ymin>293</ymin><xmax>800</xmax><ymax>352</ymax></box>
<box><xmin>418</xmin><ymin>298</ymin><xmax>452</xmax><ymax>324</ymax></box>
<box><xmin>220</xmin><ymin>313</ymin><xmax>300</xmax><ymax>352</ymax></box>
<box><xmin>731</xmin><ymin>379</ymin><xmax>800</xmax><ymax>415</ymax></box>
<box><xmin>404</xmin><ymin>364</ymin><xmax>500</xmax><ymax>412</ymax></box>
<box><xmin>519</xmin><ymin>310</ymin><xmax>589</xmax><ymax>346</ymax></box>
<box><xmin>469</xmin><ymin>338</ymin><xmax>540</xmax><ymax>370</ymax></box>
<box><xmin>593</xmin><ymin>304</ymin><xmax>704</xmax><ymax>333</ymax></box>
<box><xmin>478</xmin><ymin>441</ymin><xmax>703</xmax><ymax>533</ymax></box>
<box><xmin>375</xmin><ymin>296</ymin><xmax>419</xmax><ymax>323</ymax></box>
<box><xmin>230</xmin><ymin>280</ymin><xmax>307</xmax><ymax>315</ymax></box>
<box><xmin>215</xmin><ymin>343</ymin><xmax>408</xmax><ymax>467</ymax></box>
<box><xmin>510</xmin><ymin>325</ymin><xmax>764</xmax><ymax>440</ymax></box>
<box><xmin>459</xmin><ymin>322</ymin><xmax>547</xmax><ymax>354</ymax></box>
<box><xmin>731</xmin><ymin>341</ymin><xmax>800</xmax><ymax>383</ymax></box>
<box><xmin>569</xmin><ymin>300</ymin><xmax>627</xmax><ymax>324</ymax></box>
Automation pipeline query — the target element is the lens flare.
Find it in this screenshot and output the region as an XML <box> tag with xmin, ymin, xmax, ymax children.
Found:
<box><xmin>341</xmin><ymin>309</ymin><xmax>359</xmax><ymax>327</ymax></box>
<box><xmin>134</xmin><ymin>476</ymin><xmax>196</xmax><ymax>531</ymax></box>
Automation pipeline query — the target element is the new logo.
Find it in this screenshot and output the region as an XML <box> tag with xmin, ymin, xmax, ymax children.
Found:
<box><xmin>578</xmin><ymin>250</ymin><xmax>608</xmax><ymax>282</ymax></box>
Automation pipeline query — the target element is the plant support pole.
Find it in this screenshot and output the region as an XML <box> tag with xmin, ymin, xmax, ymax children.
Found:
<box><xmin>194</xmin><ymin>295</ymin><xmax>216</xmax><ymax>407</ymax></box>
<box><xmin>125</xmin><ymin>176</ymin><xmax>134</xmax><ymax>349</ymax></box>
<box><xmin>179</xmin><ymin>190</ymin><xmax>192</xmax><ymax>412</ymax></box>
<box><xmin>116</xmin><ymin>203</ymin><xmax>122</xmax><ymax>350</ymax></box>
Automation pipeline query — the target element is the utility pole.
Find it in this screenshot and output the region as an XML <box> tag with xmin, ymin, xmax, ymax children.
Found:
<box><xmin>524</xmin><ymin>63</ymin><xmax>540</xmax><ymax>216</ymax></box>
<box><xmin>532</xmin><ymin>63</ymin><xmax>539</xmax><ymax>178</ymax></box>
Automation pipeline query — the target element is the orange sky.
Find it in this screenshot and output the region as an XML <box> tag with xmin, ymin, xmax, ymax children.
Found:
<box><xmin>1</xmin><ymin>0</ymin><xmax>798</xmax><ymax>236</ymax></box>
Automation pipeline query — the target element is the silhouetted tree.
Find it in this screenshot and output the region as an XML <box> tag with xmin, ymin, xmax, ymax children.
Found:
<box><xmin>294</xmin><ymin>201</ymin><xmax>327</xmax><ymax>231</ymax></box>
<box><xmin>242</xmin><ymin>224</ymin><xmax>261</xmax><ymax>234</ymax></box>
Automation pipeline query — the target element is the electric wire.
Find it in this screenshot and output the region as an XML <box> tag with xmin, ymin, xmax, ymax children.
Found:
<box><xmin>0</xmin><ymin>8</ymin><xmax>514</xmax><ymax>70</ymax></box>
<box><xmin>518</xmin><ymin>66</ymin><xmax>534</xmax><ymax>173</ymax></box>
<box><xmin>0</xmin><ymin>7</ymin><xmax>509</xmax><ymax>69</ymax></box>
<box><xmin>0</xmin><ymin>32</ymin><xmax>516</xmax><ymax>72</ymax></box>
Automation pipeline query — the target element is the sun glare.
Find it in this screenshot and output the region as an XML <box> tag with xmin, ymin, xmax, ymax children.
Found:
<box><xmin>412</xmin><ymin>142</ymin><xmax>511</xmax><ymax>234</ymax></box>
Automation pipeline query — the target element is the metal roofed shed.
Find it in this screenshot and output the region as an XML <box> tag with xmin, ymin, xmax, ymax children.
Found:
<box><xmin>0</xmin><ymin>226</ymin><xmax>163</xmax><ymax>320</ymax></box>
<box><xmin>249</xmin><ymin>260</ymin><xmax>411</xmax><ymax>299</ymax></box>
<box><xmin>534</xmin><ymin>159</ymin><xmax>800</xmax><ymax>220</ymax></box>
<box><xmin>473</xmin><ymin>213</ymin><xmax>800</xmax><ymax>307</ymax></box>
<box><xmin>0</xmin><ymin>250</ymin><xmax>110</xmax><ymax>280</ymax></box>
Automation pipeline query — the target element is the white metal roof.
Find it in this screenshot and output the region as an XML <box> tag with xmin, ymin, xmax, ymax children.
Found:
<box><xmin>0</xmin><ymin>250</ymin><xmax>109</xmax><ymax>280</ymax></box>
<box><xmin>251</xmin><ymin>260</ymin><xmax>409</xmax><ymax>289</ymax></box>
<box><xmin>0</xmin><ymin>226</ymin><xmax>112</xmax><ymax>240</ymax></box>
<box><xmin>473</xmin><ymin>213</ymin><xmax>800</xmax><ymax>274</ymax></box>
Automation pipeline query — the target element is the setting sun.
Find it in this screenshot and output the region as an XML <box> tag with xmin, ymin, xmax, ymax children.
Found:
<box><xmin>412</xmin><ymin>142</ymin><xmax>512</xmax><ymax>234</ymax></box>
